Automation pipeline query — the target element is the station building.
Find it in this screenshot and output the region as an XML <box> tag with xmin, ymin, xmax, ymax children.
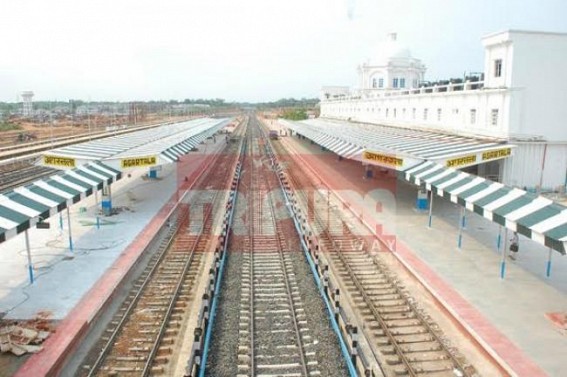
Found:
<box><xmin>320</xmin><ymin>30</ymin><xmax>567</xmax><ymax>192</ymax></box>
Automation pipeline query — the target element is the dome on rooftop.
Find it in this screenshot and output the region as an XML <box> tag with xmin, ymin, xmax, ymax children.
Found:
<box><xmin>373</xmin><ymin>33</ymin><xmax>413</xmax><ymax>65</ymax></box>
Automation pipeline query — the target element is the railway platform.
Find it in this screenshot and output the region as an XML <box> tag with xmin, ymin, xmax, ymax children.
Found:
<box><xmin>278</xmin><ymin>130</ymin><xmax>567</xmax><ymax>377</ymax></box>
<box><xmin>2</xmin><ymin>138</ymin><xmax>224</xmax><ymax>377</ymax></box>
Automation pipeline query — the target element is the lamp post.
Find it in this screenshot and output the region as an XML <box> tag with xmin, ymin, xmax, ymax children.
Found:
<box><xmin>49</xmin><ymin>101</ymin><xmax>54</xmax><ymax>148</ymax></box>
<box><xmin>87</xmin><ymin>98</ymin><xmax>92</xmax><ymax>141</ymax></box>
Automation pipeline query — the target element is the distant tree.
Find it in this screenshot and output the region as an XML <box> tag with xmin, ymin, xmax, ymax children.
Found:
<box><xmin>281</xmin><ymin>108</ymin><xmax>308</xmax><ymax>120</ymax></box>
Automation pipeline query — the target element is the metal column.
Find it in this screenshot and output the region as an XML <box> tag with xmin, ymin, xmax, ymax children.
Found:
<box><xmin>428</xmin><ymin>192</ymin><xmax>434</xmax><ymax>228</ymax></box>
<box><xmin>496</xmin><ymin>225</ymin><xmax>502</xmax><ymax>252</ymax></box>
<box><xmin>546</xmin><ymin>247</ymin><xmax>553</xmax><ymax>277</ymax></box>
<box><xmin>500</xmin><ymin>228</ymin><xmax>508</xmax><ymax>279</ymax></box>
<box><xmin>24</xmin><ymin>230</ymin><xmax>34</xmax><ymax>284</ymax></box>
<box><xmin>457</xmin><ymin>207</ymin><xmax>466</xmax><ymax>249</ymax></box>
<box><xmin>67</xmin><ymin>207</ymin><xmax>74</xmax><ymax>252</ymax></box>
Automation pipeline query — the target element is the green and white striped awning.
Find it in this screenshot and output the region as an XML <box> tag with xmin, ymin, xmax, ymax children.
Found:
<box><xmin>0</xmin><ymin>161</ymin><xmax>121</xmax><ymax>244</ymax></box>
<box><xmin>38</xmin><ymin>118</ymin><xmax>230</xmax><ymax>170</ymax></box>
<box><xmin>281</xmin><ymin>118</ymin><xmax>514</xmax><ymax>171</ymax></box>
<box><xmin>403</xmin><ymin>160</ymin><xmax>567</xmax><ymax>255</ymax></box>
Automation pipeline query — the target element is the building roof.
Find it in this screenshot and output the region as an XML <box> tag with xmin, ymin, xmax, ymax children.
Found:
<box><xmin>282</xmin><ymin>118</ymin><xmax>513</xmax><ymax>170</ymax></box>
<box><xmin>0</xmin><ymin>162</ymin><xmax>121</xmax><ymax>243</ymax></box>
<box><xmin>403</xmin><ymin>160</ymin><xmax>567</xmax><ymax>255</ymax></box>
<box><xmin>38</xmin><ymin>118</ymin><xmax>230</xmax><ymax>170</ymax></box>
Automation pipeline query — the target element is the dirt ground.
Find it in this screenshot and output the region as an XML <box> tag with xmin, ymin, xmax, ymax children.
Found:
<box><xmin>0</xmin><ymin>114</ymin><xmax>187</xmax><ymax>148</ymax></box>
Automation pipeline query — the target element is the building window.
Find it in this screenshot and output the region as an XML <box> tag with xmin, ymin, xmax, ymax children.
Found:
<box><xmin>400</xmin><ymin>78</ymin><xmax>406</xmax><ymax>88</ymax></box>
<box><xmin>413</xmin><ymin>79</ymin><xmax>418</xmax><ymax>88</ymax></box>
<box><xmin>372</xmin><ymin>78</ymin><xmax>377</xmax><ymax>88</ymax></box>
<box><xmin>393</xmin><ymin>109</ymin><xmax>397</xmax><ymax>118</ymax></box>
<box><xmin>423</xmin><ymin>108</ymin><xmax>428</xmax><ymax>121</ymax></box>
<box><xmin>491</xmin><ymin>109</ymin><xmax>499</xmax><ymax>126</ymax></box>
<box><xmin>378</xmin><ymin>78</ymin><xmax>384</xmax><ymax>88</ymax></box>
<box><xmin>437</xmin><ymin>108</ymin><xmax>442</xmax><ymax>121</ymax></box>
<box><xmin>385</xmin><ymin>108</ymin><xmax>389</xmax><ymax>117</ymax></box>
<box><xmin>393</xmin><ymin>78</ymin><xmax>399</xmax><ymax>88</ymax></box>
<box><xmin>470</xmin><ymin>109</ymin><xmax>477</xmax><ymax>124</ymax></box>
<box><xmin>494</xmin><ymin>59</ymin><xmax>502</xmax><ymax>77</ymax></box>
<box><xmin>412</xmin><ymin>108</ymin><xmax>416</xmax><ymax>119</ymax></box>
<box><xmin>402</xmin><ymin>108</ymin><xmax>406</xmax><ymax>117</ymax></box>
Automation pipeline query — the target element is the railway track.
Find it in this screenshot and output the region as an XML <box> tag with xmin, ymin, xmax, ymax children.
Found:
<box><xmin>0</xmin><ymin>162</ymin><xmax>56</xmax><ymax>193</ymax></box>
<box><xmin>273</xmin><ymin>134</ymin><xmax>477</xmax><ymax>377</ymax></box>
<box><xmin>236</xmin><ymin>123</ymin><xmax>316</xmax><ymax>376</ymax></box>
<box><xmin>205</xmin><ymin>117</ymin><xmax>351</xmax><ymax>377</ymax></box>
<box><xmin>81</xmin><ymin>128</ymin><xmax>241</xmax><ymax>376</ymax></box>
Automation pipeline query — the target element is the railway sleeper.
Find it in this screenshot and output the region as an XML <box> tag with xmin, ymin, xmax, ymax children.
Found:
<box><xmin>370</xmin><ymin>299</ymin><xmax>409</xmax><ymax>308</ymax></box>
<box><xmin>157</xmin><ymin>346</ymin><xmax>173</xmax><ymax>356</ymax></box>
<box><xmin>388</xmin><ymin>326</ymin><xmax>429</xmax><ymax>336</ymax></box>
<box><xmin>153</xmin><ymin>356</ymin><xmax>169</xmax><ymax>365</ymax></box>
<box><xmin>151</xmin><ymin>365</ymin><xmax>166</xmax><ymax>374</ymax></box>
<box><xmin>107</xmin><ymin>366</ymin><xmax>143</xmax><ymax>373</ymax></box>
<box><xmin>113</xmin><ymin>356</ymin><xmax>147</xmax><ymax>362</ymax></box>
<box><xmin>403</xmin><ymin>361</ymin><xmax>457</xmax><ymax>374</ymax></box>
<box><xmin>384</xmin><ymin>318</ymin><xmax>423</xmax><ymax>328</ymax></box>
<box><xmin>390</xmin><ymin>334</ymin><xmax>436</xmax><ymax>344</ymax></box>
<box><xmin>404</xmin><ymin>351</ymin><xmax>451</xmax><ymax>363</ymax></box>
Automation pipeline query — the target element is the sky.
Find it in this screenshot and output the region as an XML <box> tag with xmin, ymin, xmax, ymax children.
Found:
<box><xmin>0</xmin><ymin>0</ymin><xmax>566</xmax><ymax>103</ymax></box>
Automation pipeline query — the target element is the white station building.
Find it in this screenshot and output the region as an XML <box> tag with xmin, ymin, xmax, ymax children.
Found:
<box><xmin>319</xmin><ymin>30</ymin><xmax>567</xmax><ymax>192</ymax></box>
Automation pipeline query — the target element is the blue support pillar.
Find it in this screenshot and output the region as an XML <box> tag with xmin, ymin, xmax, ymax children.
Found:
<box><xmin>102</xmin><ymin>184</ymin><xmax>112</xmax><ymax>216</ymax></box>
<box><xmin>457</xmin><ymin>206</ymin><xmax>465</xmax><ymax>249</ymax></box>
<box><xmin>428</xmin><ymin>191</ymin><xmax>434</xmax><ymax>228</ymax></box>
<box><xmin>67</xmin><ymin>206</ymin><xmax>74</xmax><ymax>253</ymax></box>
<box><xmin>500</xmin><ymin>228</ymin><xmax>509</xmax><ymax>279</ymax></box>
<box><xmin>496</xmin><ymin>225</ymin><xmax>502</xmax><ymax>252</ymax></box>
<box><xmin>24</xmin><ymin>230</ymin><xmax>34</xmax><ymax>284</ymax></box>
<box><xmin>546</xmin><ymin>247</ymin><xmax>553</xmax><ymax>278</ymax></box>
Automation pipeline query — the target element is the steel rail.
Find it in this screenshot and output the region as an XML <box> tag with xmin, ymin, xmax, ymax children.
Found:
<box><xmin>263</xmin><ymin>165</ymin><xmax>310</xmax><ymax>376</ymax></box>
<box><xmin>87</xmin><ymin>141</ymin><xmax>230</xmax><ymax>376</ymax></box>
<box><xmin>281</xmin><ymin>149</ymin><xmax>471</xmax><ymax>376</ymax></box>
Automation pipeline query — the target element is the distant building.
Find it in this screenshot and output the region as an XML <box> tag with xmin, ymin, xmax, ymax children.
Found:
<box><xmin>21</xmin><ymin>91</ymin><xmax>34</xmax><ymax>117</ymax></box>
<box><xmin>319</xmin><ymin>30</ymin><xmax>567</xmax><ymax>191</ymax></box>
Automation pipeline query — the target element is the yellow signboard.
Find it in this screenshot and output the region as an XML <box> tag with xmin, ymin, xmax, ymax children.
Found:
<box><xmin>121</xmin><ymin>156</ymin><xmax>157</xmax><ymax>168</ymax></box>
<box><xmin>446</xmin><ymin>155</ymin><xmax>477</xmax><ymax>168</ymax></box>
<box><xmin>43</xmin><ymin>155</ymin><xmax>76</xmax><ymax>168</ymax></box>
<box><xmin>362</xmin><ymin>151</ymin><xmax>404</xmax><ymax>167</ymax></box>
<box><xmin>482</xmin><ymin>148</ymin><xmax>511</xmax><ymax>161</ymax></box>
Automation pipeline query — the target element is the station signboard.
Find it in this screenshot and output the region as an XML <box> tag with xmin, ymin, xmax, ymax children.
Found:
<box><xmin>362</xmin><ymin>150</ymin><xmax>404</xmax><ymax>168</ymax></box>
<box><xmin>442</xmin><ymin>147</ymin><xmax>513</xmax><ymax>169</ymax></box>
<box><xmin>120</xmin><ymin>155</ymin><xmax>158</xmax><ymax>169</ymax></box>
<box><xmin>43</xmin><ymin>155</ymin><xmax>76</xmax><ymax>168</ymax></box>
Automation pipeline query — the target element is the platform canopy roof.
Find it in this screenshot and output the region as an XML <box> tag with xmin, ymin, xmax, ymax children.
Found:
<box><xmin>0</xmin><ymin>162</ymin><xmax>121</xmax><ymax>244</ymax></box>
<box><xmin>38</xmin><ymin>117</ymin><xmax>230</xmax><ymax>170</ymax></box>
<box><xmin>281</xmin><ymin>118</ymin><xmax>514</xmax><ymax>171</ymax></box>
<box><xmin>404</xmin><ymin>160</ymin><xmax>567</xmax><ymax>255</ymax></box>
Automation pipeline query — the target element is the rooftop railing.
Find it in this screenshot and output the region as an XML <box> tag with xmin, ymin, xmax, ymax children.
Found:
<box><xmin>324</xmin><ymin>80</ymin><xmax>494</xmax><ymax>102</ymax></box>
